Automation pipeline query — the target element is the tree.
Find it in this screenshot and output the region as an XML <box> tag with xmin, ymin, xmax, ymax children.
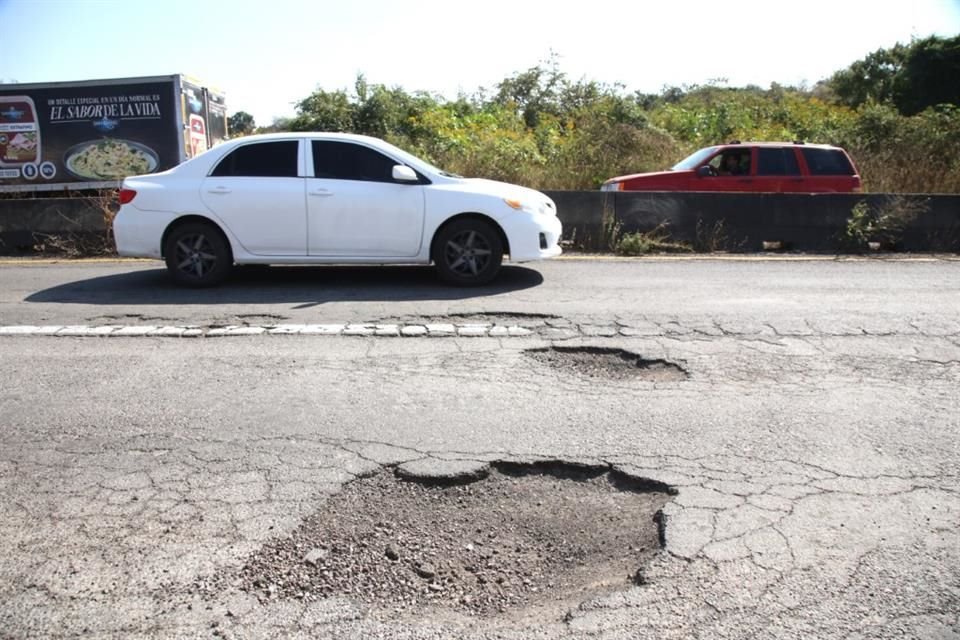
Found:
<box><xmin>494</xmin><ymin>55</ymin><xmax>566</xmax><ymax>128</ymax></box>
<box><xmin>227</xmin><ymin>111</ymin><xmax>255</xmax><ymax>136</ymax></box>
<box><xmin>828</xmin><ymin>45</ymin><xmax>906</xmax><ymax>108</ymax></box>
<box><xmin>289</xmin><ymin>89</ymin><xmax>355</xmax><ymax>132</ymax></box>
<box><xmin>352</xmin><ymin>75</ymin><xmax>439</xmax><ymax>139</ymax></box>
<box><xmin>257</xmin><ymin>116</ymin><xmax>293</xmax><ymax>133</ymax></box>
<box><xmin>289</xmin><ymin>74</ymin><xmax>440</xmax><ymax>138</ymax></box>
<box><xmin>827</xmin><ymin>36</ymin><xmax>960</xmax><ymax>114</ymax></box>
<box><xmin>892</xmin><ymin>35</ymin><xmax>960</xmax><ymax>115</ymax></box>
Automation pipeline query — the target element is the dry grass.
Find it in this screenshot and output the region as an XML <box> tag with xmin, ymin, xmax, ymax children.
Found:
<box><xmin>31</xmin><ymin>189</ymin><xmax>119</xmax><ymax>257</ymax></box>
<box><xmin>693</xmin><ymin>218</ymin><xmax>735</xmax><ymax>252</ymax></box>
<box><xmin>853</xmin><ymin>146</ymin><xmax>960</xmax><ymax>194</ymax></box>
<box><xmin>616</xmin><ymin>223</ymin><xmax>692</xmax><ymax>255</ymax></box>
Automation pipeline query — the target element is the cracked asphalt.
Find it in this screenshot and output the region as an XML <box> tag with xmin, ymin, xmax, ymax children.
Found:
<box><xmin>0</xmin><ymin>257</ymin><xmax>958</xmax><ymax>638</ymax></box>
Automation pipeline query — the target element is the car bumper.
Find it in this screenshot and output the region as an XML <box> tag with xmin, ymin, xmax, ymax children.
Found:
<box><xmin>113</xmin><ymin>206</ymin><xmax>176</xmax><ymax>259</ymax></box>
<box><xmin>503</xmin><ymin>213</ymin><xmax>563</xmax><ymax>262</ymax></box>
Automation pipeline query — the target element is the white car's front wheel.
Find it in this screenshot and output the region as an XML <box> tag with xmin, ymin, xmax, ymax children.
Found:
<box><xmin>433</xmin><ymin>218</ymin><xmax>504</xmax><ymax>286</ymax></box>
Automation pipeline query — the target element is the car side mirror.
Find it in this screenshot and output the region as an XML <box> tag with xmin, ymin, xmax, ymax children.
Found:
<box><xmin>392</xmin><ymin>165</ymin><xmax>418</xmax><ymax>182</ymax></box>
<box><xmin>696</xmin><ymin>166</ymin><xmax>712</xmax><ymax>178</ymax></box>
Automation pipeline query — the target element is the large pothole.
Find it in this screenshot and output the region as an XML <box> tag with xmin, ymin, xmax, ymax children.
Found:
<box><xmin>226</xmin><ymin>463</ymin><xmax>671</xmax><ymax>618</ymax></box>
<box><xmin>526</xmin><ymin>346</ymin><xmax>688</xmax><ymax>381</ymax></box>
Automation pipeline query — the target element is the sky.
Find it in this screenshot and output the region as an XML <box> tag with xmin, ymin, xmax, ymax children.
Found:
<box><xmin>1</xmin><ymin>0</ymin><xmax>958</xmax><ymax>126</ymax></box>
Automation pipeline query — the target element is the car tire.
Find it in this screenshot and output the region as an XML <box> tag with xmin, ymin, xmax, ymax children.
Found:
<box><xmin>433</xmin><ymin>218</ymin><xmax>504</xmax><ymax>286</ymax></box>
<box><xmin>163</xmin><ymin>221</ymin><xmax>233</xmax><ymax>287</ymax></box>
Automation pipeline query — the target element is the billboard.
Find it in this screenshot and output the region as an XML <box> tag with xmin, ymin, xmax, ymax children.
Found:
<box><xmin>179</xmin><ymin>79</ymin><xmax>229</xmax><ymax>162</ymax></box>
<box><xmin>1</xmin><ymin>78</ymin><xmax>187</xmax><ymax>190</ymax></box>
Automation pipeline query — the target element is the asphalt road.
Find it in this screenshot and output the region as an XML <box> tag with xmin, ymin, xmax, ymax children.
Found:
<box><xmin>0</xmin><ymin>256</ymin><xmax>958</xmax><ymax>639</ymax></box>
<box><xmin>1</xmin><ymin>255</ymin><xmax>959</xmax><ymax>326</ymax></box>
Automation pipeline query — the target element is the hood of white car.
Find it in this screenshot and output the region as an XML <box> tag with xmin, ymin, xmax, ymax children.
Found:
<box><xmin>450</xmin><ymin>177</ymin><xmax>551</xmax><ymax>202</ymax></box>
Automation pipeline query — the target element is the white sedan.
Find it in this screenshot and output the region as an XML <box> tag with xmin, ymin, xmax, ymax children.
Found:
<box><xmin>113</xmin><ymin>133</ymin><xmax>562</xmax><ymax>286</ymax></box>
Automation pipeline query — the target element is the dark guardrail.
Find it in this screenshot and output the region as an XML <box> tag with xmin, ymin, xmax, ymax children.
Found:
<box><xmin>1</xmin><ymin>192</ymin><xmax>958</xmax><ymax>255</ymax></box>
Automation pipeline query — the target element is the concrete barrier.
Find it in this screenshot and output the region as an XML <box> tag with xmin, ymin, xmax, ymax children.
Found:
<box><xmin>1</xmin><ymin>191</ymin><xmax>958</xmax><ymax>255</ymax></box>
<box><xmin>545</xmin><ymin>191</ymin><xmax>960</xmax><ymax>252</ymax></box>
<box><xmin>0</xmin><ymin>198</ymin><xmax>109</xmax><ymax>253</ymax></box>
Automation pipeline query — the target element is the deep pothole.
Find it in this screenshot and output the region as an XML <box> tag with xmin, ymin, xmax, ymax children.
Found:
<box><xmin>224</xmin><ymin>463</ymin><xmax>671</xmax><ymax>618</ymax></box>
<box><xmin>525</xmin><ymin>346</ymin><xmax>688</xmax><ymax>381</ymax></box>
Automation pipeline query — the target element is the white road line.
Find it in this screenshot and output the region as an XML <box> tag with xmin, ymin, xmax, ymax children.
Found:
<box><xmin>0</xmin><ymin>323</ymin><xmax>542</xmax><ymax>338</ymax></box>
<box><xmin>112</xmin><ymin>326</ymin><xmax>159</xmax><ymax>336</ymax></box>
<box><xmin>425</xmin><ymin>324</ymin><xmax>456</xmax><ymax>336</ymax></box>
<box><xmin>300</xmin><ymin>324</ymin><xmax>345</xmax><ymax>335</ymax></box>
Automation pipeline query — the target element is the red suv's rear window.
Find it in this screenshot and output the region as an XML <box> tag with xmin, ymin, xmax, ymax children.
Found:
<box><xmin>801</xmin><ymin>148</ymin><xmax>855</xmax><ymax>175</ymax></box>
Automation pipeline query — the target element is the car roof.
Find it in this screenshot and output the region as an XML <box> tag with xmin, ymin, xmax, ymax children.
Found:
<box><xmin>716</xmin><ymin>141</ymin><xmax>844</xmax><ymax>150</ymax></box>
<box><xmin>216</xmin><ymin>131</ymin><xmax>406</xmax><ymax>158</ymax></box>
<box><xmin>227</xmin><ymin>132</ymin><xmax>384</xmax><ymax>144</ymax></box>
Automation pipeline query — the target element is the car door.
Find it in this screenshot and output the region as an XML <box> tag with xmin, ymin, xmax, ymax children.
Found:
<box><xmin>702</xmin><ymin>149</ymin><xmax>756</xmax><ymax>191</ymax></box>
<box><xmin>200</xmin><ymin>139</ymin><xmax>307</xmax><ymax>255</ymax></box>
<box><xmin>755</xmin><ymin>147</ymin><xmax>802</xmax><ymax>192</ymax></box>
<box><xmin>306</xmin><ymin>140</ymin><xmax>425</xmax><ymax>257</ymax></box>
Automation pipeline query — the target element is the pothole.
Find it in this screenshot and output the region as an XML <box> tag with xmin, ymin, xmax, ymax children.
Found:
<box><xmin>222</xmin><ymin>462</ymin><xmax>671</xmax><ymax>619</ymax></box>
<box><xmin>525</xmin><ymin>346</ymin><xmax>688</xmax><ymax>381</ymax></box>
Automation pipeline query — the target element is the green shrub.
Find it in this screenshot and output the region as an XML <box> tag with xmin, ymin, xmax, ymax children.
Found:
<box><xmin>276</xmin><ymin>52</ymin><xmax>960</xmax><ymax>193</ymax></box>
<box><xmin>844</xmin><ymin>196</ymin><xmax>929</xmax><ymax>248</ymax></box>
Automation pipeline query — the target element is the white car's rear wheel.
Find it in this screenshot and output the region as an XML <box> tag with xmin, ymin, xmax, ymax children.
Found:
<box><xmin>164</xmin><ymin>222</ymin><xmax>233</xmax><ymax>287</ymax></box>
<box><xmin>433</xmin><ymin>219</ymin><xmax>503</xmax><ymax>286</ymax></box>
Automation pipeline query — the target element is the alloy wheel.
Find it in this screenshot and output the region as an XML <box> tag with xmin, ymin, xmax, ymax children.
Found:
<box><xmin>174</xmin><ymin>233</ymin><xmax>218</xmax><ymax>279</ymax></box>
<box><xmin>444</xmin><ymin>230</ymin><xmax>493</xmax><ymax>277</ymax></box>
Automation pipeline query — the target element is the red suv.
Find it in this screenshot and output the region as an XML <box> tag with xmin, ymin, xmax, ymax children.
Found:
<box><xmin>601</xmin><ymin>142</ymin><xmax>862</xmax><ymax>193</ymax></box>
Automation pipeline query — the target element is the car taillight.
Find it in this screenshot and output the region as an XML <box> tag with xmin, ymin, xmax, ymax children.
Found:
<box><xmin>118</xmin><ymin>189</ymin><xmax>137</xmax><ymax>205</ymax></box>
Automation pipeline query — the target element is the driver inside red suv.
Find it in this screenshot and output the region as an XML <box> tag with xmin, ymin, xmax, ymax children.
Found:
<box><xmin>718</xmin><ymin>152</ymin><xmax>749</xmax><ymax>176</ymax></box>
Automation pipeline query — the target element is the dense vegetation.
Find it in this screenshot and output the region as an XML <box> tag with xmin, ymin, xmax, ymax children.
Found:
<box><xmin>231</xmin><ymin>36</ymin><xmax>960</xmax><ymax>193</ymax></box>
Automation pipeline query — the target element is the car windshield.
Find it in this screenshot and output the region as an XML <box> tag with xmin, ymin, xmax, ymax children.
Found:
<box><xmin>672</xmin><ymin>147</ymin><xmax>719</xmax><ymax>171</ymax></box>
<box><xmin>378</xmin><ymin>140</ymin><xmax>463</xmax><ymax>178</ymax></box>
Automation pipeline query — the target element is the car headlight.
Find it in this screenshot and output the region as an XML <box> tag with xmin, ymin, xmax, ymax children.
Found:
<box><xmin>504</xmin><ymin>197</ymin><xmax>533</xmax><ymax>212</ymax></box>
<box><xmin>504</xmin><ymin>198</ymin><xmax>553</xmax><ymax>215</ymax></box>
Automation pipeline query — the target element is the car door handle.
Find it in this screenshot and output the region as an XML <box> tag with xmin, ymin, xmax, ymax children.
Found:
<box><xmin>206</xmin><ymin>186</ymin><xmax>231</xmax><ymax>194</ymax></box>
<box><xmin>737</xmin><ymin>179</ymin><xmax>753</xmax><ymax>183</ymax></box>
<box><xmin>309</xmin><ymin>189</ymin><xmax>334</xmax><ymax>197</ymax></box>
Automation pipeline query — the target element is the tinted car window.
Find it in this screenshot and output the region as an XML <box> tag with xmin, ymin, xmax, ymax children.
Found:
<box><xmin>710</xmin><ymin>150</ymin><xmax>750</xmax><ymax>175</ymax></box>
<box><xmin>211</xmin><ymin>141</ymin><xmax>299</xmax><ymax>177</ymax></box>
<box><xmin>313</xmin><ymin>141</ymin><xmax>401</xmax><ymax>182</ymax></box>
<box><xmin>757</xmin><ymin>148</ymin><xmax>801</xmax><ymax>176</ymax></box>
<box><xmin>801</xmin><ymin>148</ymin><xmax>854</xmax><ymax>176</ymax></box>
